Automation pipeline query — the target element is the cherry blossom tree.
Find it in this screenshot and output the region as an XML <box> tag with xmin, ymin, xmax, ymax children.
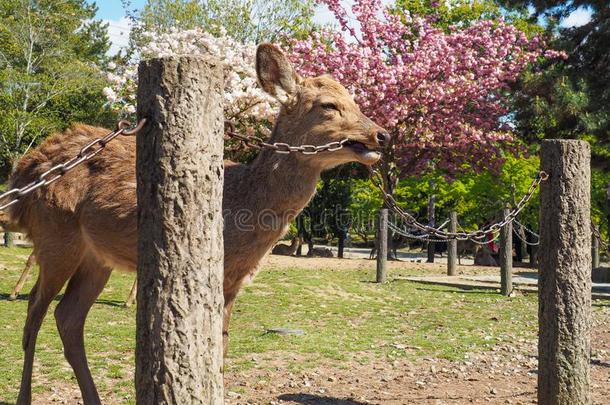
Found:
<box><xmin>289</xmin><ymin>0</ymin><xmax>561</xmax><ymax>178</ymax></box>
<box><xmin>104</xmin><ymin>27</ymin><xmax>277</xmax><ymax>124</ymax></box>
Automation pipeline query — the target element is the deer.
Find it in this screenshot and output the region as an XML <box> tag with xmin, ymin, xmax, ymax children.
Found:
<box><xmin>6</xmin><ymin>43</ymin><xmax>390</xmax><ymax>405</ymax></box>
<box><xmin>271</xmin><ymin>236</ymin><xmax>303</xmax><ymax>256</ymax></box>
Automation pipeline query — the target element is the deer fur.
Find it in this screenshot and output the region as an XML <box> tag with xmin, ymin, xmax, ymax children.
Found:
<box><xmin>6</xmin><ymin>44</ymin><xmax>389</xmax><ymax>405</ymax></box>
<box><xmin>272</xmin><ymin>236</ymin><xmax>302</xmax><ymax>256</ymax></box>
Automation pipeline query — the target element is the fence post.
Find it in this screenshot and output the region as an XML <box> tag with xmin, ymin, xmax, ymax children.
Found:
<box><xmin>376</xmin><ymin>208</ymin><xmax>388</xmax><ymax>283</ymax></box>
<box><xmin>539</xmin><ymin>139</ymin><xmax>591</xmax><ymax>405</ymax></box>
<box><xmin>447</xmin><ymin>211</ymin><xmax>457</xmax><ymax>276</ymax></box>
<box><xmin>499</xmin><ymin>208</ymin><xmax>513</xmax><ymax>296</ymax></box>
<box><xmin>426</xmin><ymin>179</ymin><xmax>436</xmax><ymax>263</ymax></box>
<box><xmin>3</xmin><ymin>231</ymin><xmax>13</xmax><ymax>247</ymax></box>
<box><xmin>592</xmin><ymin>225</ymin><xmax>600</xmax><ymax>269</ymax></box>
<box><xmin>135</xmin><ymin>56</ymin><xmax>225</xmax><ymax>404</ymax></box>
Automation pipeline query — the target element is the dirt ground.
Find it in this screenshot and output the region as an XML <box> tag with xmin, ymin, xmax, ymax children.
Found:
<box><xmin>224</xmin><ymin>331</ymin><xmax>610</xmax><ymax>404</ymax></box>
<box><xmin>224</xmin><ymin>255</ymin><xmax>610</xmax><ymax>405</ymax></box>
<box><xmin>261</xmin><ymin>254</ymin><xmax>500</xmax><ymax>275</ymax></box>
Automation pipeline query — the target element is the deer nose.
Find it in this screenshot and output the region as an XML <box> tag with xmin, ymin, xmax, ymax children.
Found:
<box><xmin>376</xmin><ymin>131</ymin><xmax>391</xmax><ymax>147</ymax></box>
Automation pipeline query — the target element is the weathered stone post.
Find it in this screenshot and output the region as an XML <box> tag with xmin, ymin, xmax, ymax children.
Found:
<box><xmin>499</xmin><ymin>208</ymin><xmax>513</xmax><ymax>296</ymax></box>
<box><xmin>376</xmin><ymin>208</ymin><xmax>388</xmax><ymax>283</ymax></box>
<box><xmin>136</xmin><ymin>56</ymin><xmax>225</xmax><ymax>404</ymax></box>
<box><xmin>539</xmin><ymin>140</ymin><xmax>591</xmax><ymax>405</ymax></box>
<box><xmin>447</xmin><ymin>211</ymin><xmax>457</xmax><ymax>276</ymax></box>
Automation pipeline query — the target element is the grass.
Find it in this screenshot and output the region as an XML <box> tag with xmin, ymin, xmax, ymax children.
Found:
<box><xmin>0</xmin><ymin>245</ymin><xmax>607</xmax><ymax>403</ymax></box>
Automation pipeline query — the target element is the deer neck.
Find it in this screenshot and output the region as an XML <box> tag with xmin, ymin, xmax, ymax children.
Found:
<box><xmin>247</xmin><ymin>147</ymin><xmax>320</xmax><ymax>215</ymax></box>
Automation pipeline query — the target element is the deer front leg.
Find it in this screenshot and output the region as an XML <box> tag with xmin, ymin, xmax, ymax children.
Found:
<box><xmin>222</xmin><ymin>293</ymin><xmax>237</xmax><ymax>357</ymax></box>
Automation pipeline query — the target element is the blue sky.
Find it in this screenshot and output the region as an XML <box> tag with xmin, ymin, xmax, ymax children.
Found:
<box><xmin>90</xmin><ymin>1</ymin><xmax>594</xmax><ymax>55</ymax></box>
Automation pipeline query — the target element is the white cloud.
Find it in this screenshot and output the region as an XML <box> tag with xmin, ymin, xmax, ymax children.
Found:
<box><xmin>105</xmin><ymin>17</ymin><xmax>133</xmax><ymax>55</ymax></box>
<box><xmin>561</xmin><ymin>7</ymin><xmax>592</xmax><ymax>28</ymax></box>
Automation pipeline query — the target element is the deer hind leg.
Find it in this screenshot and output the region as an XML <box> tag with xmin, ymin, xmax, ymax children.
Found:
<box><xmin>17</xmin><ymin>254</ymin><xmax>79</xmax><ymax>405</ymax></box>
<box><xmin>54</xmin><ymin>257</ymin><xmax>111</xmax><ymax>405</ymax></box>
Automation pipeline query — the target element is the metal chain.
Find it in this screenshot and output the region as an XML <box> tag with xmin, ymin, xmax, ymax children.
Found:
<box><xmin>388</xmin><ymin>221</ymin><xmax>449</xmax><ymax>243</ymax></box>
<box><xmin>455</xmin><ymin>220</ymin><xmax>502</xmax><ymax>245</ymax></box>
<box><xmin>0</xmin><ymin>119</ymin><xmax>147</xmax><ymax>211</ymax></box>
<box><xmin>224</xmin><ymin>121</ymin><xmax>349</xmax><ymax>154</ymax></box>
<box><xmin>513</xmin><ymin>219</ymin><xmax>539</xmax><ymax>238</ymax></box>
<box><xmin>370</xmin><ymin>168</ymin><xmax>548</xmax><ymax>242</ymax></box>
<box><xmin>512</xmin><ymin>221</ymin><xmax>540</xmax><ymax>246</ymax></box>
<box><xmin>591</xmin><ymin>222</ymin><xmax>609</xmax><ymax>251</ymax></box>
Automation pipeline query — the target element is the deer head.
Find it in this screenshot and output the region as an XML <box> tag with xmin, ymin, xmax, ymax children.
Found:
<box><xmin>256</xmin><ymin>44</ymin><xmax>390</xmax><ymax>170</ymax></box>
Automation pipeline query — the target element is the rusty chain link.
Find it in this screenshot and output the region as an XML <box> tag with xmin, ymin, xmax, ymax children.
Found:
<box><xmin>0</xmin><ymin>119</ymin><xmax>147</xmax><ymax>211</ymax></box>
<box><xmin>224</xmin><ymin>120</ymin><xmax>349</xmax><ymax>154</ymax></box>
<box><xmin>369</xmin><ymin>167</ymin><xmax>548</xmax><ymax>243</ymax></box>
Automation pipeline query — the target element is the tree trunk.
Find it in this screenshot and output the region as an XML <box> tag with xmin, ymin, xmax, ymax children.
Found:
<box><xmin>135</xmin><ymin>56</ymin><xmax>225</xmax><ymax>404</ymax></box>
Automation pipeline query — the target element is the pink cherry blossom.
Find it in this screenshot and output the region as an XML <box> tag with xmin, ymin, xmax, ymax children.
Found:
<box><xmin>289</xmin><ymin>0</ymin><xmax>558</xmax><ymax>176</ymax></box>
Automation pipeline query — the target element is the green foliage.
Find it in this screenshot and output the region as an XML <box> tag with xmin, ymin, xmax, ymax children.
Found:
<box><xmin>136</xmin><ymin>0</ymin><xmax>316</xmax><ymax>43</ymax></box>
<box><xmin>591</xmin><ymin>167</ymin><xmax>610</xmax><ymax>239</ymax></box>
<box><xmin>394</xmin><ymin>0</ymin><xmax>501</xmax><ymax>28</ymax></box>
<box><xmin>502</xmin><ymin>1</ymin><xmax>610</xmax><ymax>158</ymax></box>
<box><xmin>348</xmin><ymin>154</ymin><xmax>542</xmax><ymax>239</ymax></box>
<box><xmin>0</xmin><ymin>0</ymin><xmax>116</xmax><ymax>180</ymax></box>
<box><xmin>304</xmin><ymin>165</ymin><xmax>357</xmax><ymax>241</ymax></box>
<box><xmin>393</xmin><ymin>0</ymin><xmax>543</xmax><ymax>36</ymax></box>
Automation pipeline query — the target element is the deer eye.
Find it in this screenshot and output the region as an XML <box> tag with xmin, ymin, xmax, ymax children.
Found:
<box><xmin>321</xmin><ymin>102</ymin><xmax>339</xmax><ymax>111</ymax></box>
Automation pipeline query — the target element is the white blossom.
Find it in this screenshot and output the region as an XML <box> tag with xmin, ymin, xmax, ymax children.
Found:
<box><xmin>104</xmin><ymin>29</ymin><xmax>277</xmax><ymax>122</ymax></box>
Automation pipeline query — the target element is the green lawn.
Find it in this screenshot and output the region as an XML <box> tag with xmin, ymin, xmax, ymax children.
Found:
<box><xmin>0</xmin><ymin>246</ymin><xmax>605</xmax><ymax>403</ymax></box>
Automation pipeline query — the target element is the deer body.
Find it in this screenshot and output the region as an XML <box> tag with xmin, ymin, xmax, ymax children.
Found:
<box><xmin>7</xmin><ymin>44</ymin><xmax>388</xmax><ymax>405</ymax></box>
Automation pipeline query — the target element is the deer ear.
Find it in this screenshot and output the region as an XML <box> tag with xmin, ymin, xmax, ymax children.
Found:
<box><xmin>256</xmin><ymin>44</ymin><xmax>301</xmax><ymax>102</ymax></box>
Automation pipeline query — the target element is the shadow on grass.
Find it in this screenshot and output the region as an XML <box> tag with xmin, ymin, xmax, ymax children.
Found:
<box><xmin>0</xmin><ymin>293</ymin><xmax>128</xmax><ymax>308</ymax></box>
<box><xmin>278</xmin><ymin>393</ymin><xmax>370</xmax><ymax>405</ymax></box>
<box><xmin>412</xmin><ymin>286</ymin><xmax>500</xmax><ymax>295</ymax></box>
<box><xmin>592</xmin><ymin>359</ymin><xmax>610</xmax><ymax>368</ymax></box>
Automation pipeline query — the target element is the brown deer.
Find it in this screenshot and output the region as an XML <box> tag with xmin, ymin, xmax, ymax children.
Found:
<box><xmin>6</xmin><ymin>44</ymin><xmax>389</xmax><ymax>405</ymax></box>
<box><xmin>272</xmin><ymin>236</ymin><xmax>302</xmax><ymax>256</ymax></box>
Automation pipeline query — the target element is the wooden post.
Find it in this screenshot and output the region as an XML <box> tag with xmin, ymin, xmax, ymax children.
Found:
<box><xmin>136</xmin><ymin>57</ymin><xmax>225</xmax><ymax>404</ymax></box>
<box><xmin>3</xmin><ymin>231</ymin><xmax>14</xmax><ymax>247</ymax></box>
<box><xmin>499</xmin><ymin>208</ymin><xmax>513</xmax><ymax>296</ymax></box>
<box><xmin>376</xmin><ymin>208</ymin><xmax>388</xmax><ymax>283</ymax></box>
<box><xmin>539</xmin><ymin>140</ymin><xmax>591</xmax><ymax>405</ymax></box>
<box><xmin>426</xmin><ymin>180</ymin><xmax>436</xmax><ymax>263</ymax></box>
<box><xmin>447</xmin><ymin>211</ymin><xmax>457</xmax><ymax>276</ymax></box>
<box><xmin>592</xmin><ymin>226</ymin><xmax>600</xmax><ymax>269</ymax></box>
<box><xmin>9</xmin><ymin>252</ymin><xmax>36</xmax><ymax>300</ymax></box>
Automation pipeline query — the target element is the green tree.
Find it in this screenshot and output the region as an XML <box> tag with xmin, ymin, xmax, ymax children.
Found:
<box><xmin>135</xmin><ymin>0</ymin><xmax>316</xmax><ymax>43</ymax></box>
<box><xmin>0</xmin><ymin>0</ymin><xmax>115</xmax><ymax>180</ymax></box>
<box><xmin>502</xmin><ymin>1</ymin><xmax>609</xmax><ymax>149</ymax></box>
<box><xmin>394</xmin><ymin>0</ymin><xmax>543</xmax><ymax>35</ymax></box>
